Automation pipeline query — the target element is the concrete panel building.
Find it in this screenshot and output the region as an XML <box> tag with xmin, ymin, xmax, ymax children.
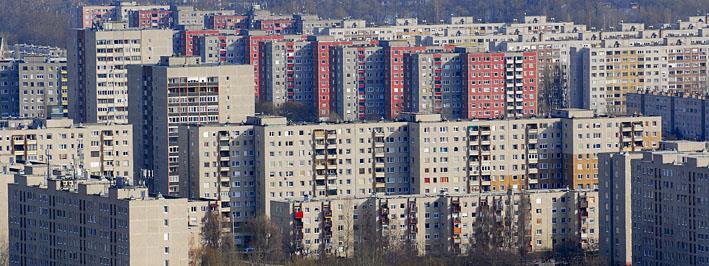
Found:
<box><xmin>128</xmin><ymin>56</ymin><xmax>254</xmax><ymax>196</ymax></box>
<box><xmin>0</xmin><ymin>118</ymin><xmax>133</xmax><ymax>179</ymax></box>
<box><xmin>627</xmin><ymin>91</ymin><xmax>709</xmax><ymax>140</ymax></box>
<box><xmin>270</xmin><ymin>189</ymin><xmax>598</xmax><ymax>257</ymax></box>
<box><xmin>7</xmin><ymin>164</ymin><xmax>209</xmax><ymax>266</ymax></box>
<box><xmin>0</xmin><ymin>59</ymin><xmax>19</xmax><ymax>117</ymax></box>
<box><xmin>556</xmin><ymin>109</ymin><xmax>661</xmax><ymax>190</ymax></box>
<box><xmin>598</xmin><ymin>151</ymin><xmax>643</xmax><ymax>266</ymax></box>
<box><xmin>18</xmin><ymin>56</ymin><xmax>68</xmax><ymax>118</ymax></box>
<box><xmin>570</xmin><ymin>43</ymin><xmax>709</xmax><ymax>115</ymax></box>
<box><xmin>178</xmin><ymin>110</ymin><xmax>658</xmax><ymax>245</ymax></box>
<box><xmin>67</xmin><ymin>26</ymin><xmax>173</xmax><ymax>124</ymax></box>
<box><xmin>599</xmin><ymin>141</ymin><xmax>709</xmax><ymax>265</ymax></box>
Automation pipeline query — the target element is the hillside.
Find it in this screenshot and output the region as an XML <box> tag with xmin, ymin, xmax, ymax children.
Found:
<box><xmin>1</xmin><ymin>0</ymin><xmax>707</xmax><ymax>47</ymax></box>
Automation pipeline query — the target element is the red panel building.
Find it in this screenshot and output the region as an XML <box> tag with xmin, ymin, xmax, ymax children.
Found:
<box><xmin>256</xmin><ymin>19</ymin><xmax>296</xmax><ymax>35</ymax></box>
<box><xmin>463</xmin><ymin>52</ymin><xmax>508</xmax><ymax>119</ymax></box>
<box><xmin>130</xmin><ymin>10</ymin><xmax>173</xmax><ymax>29</ymax></box>
<box><xmin>246</xmin><ymin>35</ymin><xmax>286</xmax><ymax>99</ymax></box>
<box><xmin>464</xmin><ymin>51</ymin><xmax>538</xmax><ymax>119</ymax></box>
<box><xmin>313</xmin><ymin>40</ymin><xmax>352</xmax><ymax>119</ymax></box>
<box><xmin>208</xmin><ymin>15</ymin><xmax>249</xmax><ymax>30</ymax></box>
<box><xmin>177</xmin><ymin>30</ymin><xmax>221</xmax><ymax>56</ymax></box>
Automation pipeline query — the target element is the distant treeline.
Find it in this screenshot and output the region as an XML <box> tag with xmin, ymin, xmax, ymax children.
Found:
<box><xmin>1</xmin><ymin>0</ymin><xmax>707</xmax><ymax>47</ymax></box>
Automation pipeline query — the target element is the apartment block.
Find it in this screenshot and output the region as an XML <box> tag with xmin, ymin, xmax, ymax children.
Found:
<box><xmin>128</xmin><ymin>56</ymin><xmax>254</xmax><ymax>196</ymax></box>
<box><xmin>627</xmin><ymin>91</ymin><xmax>709</xmax><ymax>140</ymax></box>
<box><xmin>570</xmin><ymin>43</ymin><xmax>709</xmax><ymax>115</ymax></box>
<box><xmin>194</xmin><ymin>34</ymin><xmax>246</xmax><ymax>64</ymax></box>
<box><xmin>405</xmin><ymin>50</ymin><xmax>538</xmax><ymax>119</ymax></box>
<box><xmin>18</xmin><ymin>56</ymin><xmax>68</xmax><ymax>118</ymax></box>
<box><xmin>0</xmin><ymin>118</ymin><xmax>133</xmax><ymax>179</ymax></box>
<box><xmin>73</xmin><ymin>2</ymin><xmax>170</xmax><ymax>29</ymax></box>
<box><xmin>261</xmin><ymin>40</ymin><xmax>316</xmax><ymax>107</ymax></box>
<box><xmin>207</xmin><ymin>15</ymin><xmax>249</xmax><ymax>30</ymax></box>
<box><xmin>407</xmin><ymin>114</ymin><xmax>563</xmax><ymax>194</ymax></box>
<box><xmin>179</xmin><ymin>110</ymin><xmax>657</xmax><ymax>238</ymax></box>
<box><xmin>171</xmin><ymin>6</ymin><xmax>235</xmax><ymax>28</ymax></box>
<box><xmin>0</xmin><ymin>59</ymin><xmax>19</xmax><ymax>117</ymax></box>
<box><xmin>67</xmin><ymin>26</ymin><xmax>173</xmax><ymax>123</ymax></box>
<box><xmin>598</xmin><ymin>151</ymin><xmax>643</xmax><ymax>266</ymax></box>
<box><xmin>270</xmin><ymin>189</ymin><xmax>597</xmax><ymax>256</ymax></box>
<box><xmin>555</xmin><ymin>109</ymin><xmax>661</xmax><ymax>190</ymax></box>
<box><xmin>7</xmin><ymin>164</ymin><xmax>208</xmax><ymax>266</ymax></box>
<box><xmin>599</xmin><ymin>141</ymin><xmax>709</xmax><ymax>265</ymax></box>
<box><xmin>129</xmin><ymin>9</ymin><xmax>173</xmax><ymax>29</ymax></box>
<box><xmin>330</xmin><ymin>45</ymin><xmax>387</xmax><ymax>121</ymax></box>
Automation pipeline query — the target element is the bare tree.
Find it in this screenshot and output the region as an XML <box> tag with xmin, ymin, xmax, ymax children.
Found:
<box><xmin>199</xmin><ymin>209</ymin><xmax>240</xmax><ymax>266</ymax></box>
<box><xmin>0</xmin><ymin>240</ymin><xmax>8</xmax><ymax>266</ymax></box>
<box><xmin>467</xmin><ymin>196</ymin><xmax>522</xmax><ymax>265</ymax></box>
<box><xmin>242</xmin><ymin>215</ymin><xmax>286</xmax><ymax>264</ymax></box>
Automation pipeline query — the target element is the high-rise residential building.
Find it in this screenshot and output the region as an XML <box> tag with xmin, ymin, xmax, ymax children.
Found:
<box><xmin>261</xmin><ymin>40</ymin><xmax>316</xmax><ymax>107</ymax></box>
<box><xmin>557</xmin><ymin>109</ymin><xmax>661</xmax><ymax>190</ymax></box>
<box><xmin>405</xmin><ymin>49</ymin><xmax>538</xmax><ymax>119</ymax></box>
<box><xmin>330</xmin><ymin>44</ymin><xmax>387</xmax><ymax>121</ymax></box>
<box><xmin>178</xmin><ymin>110</ymin><xmax>658</xmax><ymax>241</ymax></box>
<box><xmin>206</xmin><ymin>15</ymin><xmax>249</xmax><ymax>30</ymax></box>
<box><xmin>599</xmin><ymin>141</ymin><xmax>709</xmax><ymax>265</ymax></box>
<box><xmin>67</xmin><ymin>25</ymin><xmax>173</xmax><ymax>124</ymax></box>
<box><xmin>0</xmin><ymin>118</ymin><xmax>133</xmax><ymax>179</ymax></box>
<box><xmin>0</xmin><ymin>172</ymin><xmax>11</xmax><ymax>251</ymax></box>
<box><xmin>0</xmin><ymin>58</ymin><xmax>19</xmax><ymax>117</ymax></box>
<box><xmin>129</xmin><ymin>9</ymin><xmax>174</xmax><ymax>29</ymax></box>
<box><xmin>18</xmin><ymin>56</ymin><xmax>68</xmax><ymax>118</ymax></box>
<box><xmin>171</xmin><ymin>6</ymin><xmax>235</xmax><ymax>28</ymax></box>
<box><xmin>128</xmin><ymin>56</ymin><xmax>254</xmax><ymax>196</ymax></box>
<box><xmin>598</xmin><ymin>151</ymin><xmax>643</xmax><ymax>266</ymax></box>
<box><xmin>73</xmin><ymin>2</ymin><xmax>170</xmax><ymax>29</ymax></box>
<box><xmin>7</xmin><ymin>163</ymin><xmax>209</xmax><ymax>266</ymax></box>
<box><xmin>270</xmin><ymin>189</ymin><xmax>598</xmax><ymax>256</ymax></box>
<box><xmin>627</xmin><ymin>90</ymin><xmax>709</xmax><ymax>141</ymax></box>
<box><xmin>570</xmin><ymin>42</ymin><xmax>709</xmax><ymax>115</ymax></box>
<box><xmin>0</xmin><ymin>55</ymin><xmax>68</xmax><ymax>119</ymax></box>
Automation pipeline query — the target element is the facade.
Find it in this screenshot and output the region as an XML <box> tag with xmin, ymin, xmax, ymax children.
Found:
<box><xmin>571</xmin><ymin>43</ymin><xmax>709</xmax><ymax>115</ymax></box>
<box><xmin>67</xmin><ymin>26</ymin><xmax>173</xmax><ymax>124</ymax></box>
<box><xmin>630</xmin><ymin>143</ymin><xmax>709</xmax><ymax>265</ymax></box>
<box><xmin>129</xmin><ymin>9</ymin><xmax>173</xmax><ymax>29</ymax></box>
<box><xmin>7</xmin><ymin>164</ymin><xmax>208</xmax><ymax>266</ymax></box>
<box><xmin>598</xmin><ymin>151</ymin><xmax>643</xmax><ymax>266</ymax></box>
<box><xmin>18</xmin><ymin>56</ymin><xmax>67</xmax><ymax>118</ymax></box>
<box><xmin>270</xmin><ymin>189</ymin><xmax>598</xmax><ymax>256</ymax></box>
<box><xmin>0</xmin><ymin>118</ymin><xmax>133</xmax><ymax>179</ymax></box>
<box><xmin>0</xmin><ymin>59</ymin><xmax>19</xmax><ymax>117</ymax></box>
<box><xmin>627</xmin><ymin>91</ymin><xmax>709</xmax><ymax>140</ymax></box>
<box><xmin>261</xmin><ymin>40</ymin><xmax>316</xmax><ymax>107</ymax></box>
<box><xmin>178</xmin><ymin>110</ymin><xmax>658</xmax><ymax>242</ymax></box>
<box><xmin>127</xmin><ymin>56</ymin><xmax>254</xmax><ymax>196</ymax></box>
<box><xmin>0</xmin><ymin>55</ymin><xmax>68</xmax><ymax>119</ymax></box>
<box><xmin>599</xmin><ymin>141</ymin><xmax>709</xmax><ymax>265</ymax></box>
<box><xmin>405</xmin><ymin>50</ymin><xmax>538</xmax><ymax>119</ymax></box>
<box><xmin>556</xmin><ymin>109</ymin><xmax>661</xmax><ymax>190</ymax></box>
